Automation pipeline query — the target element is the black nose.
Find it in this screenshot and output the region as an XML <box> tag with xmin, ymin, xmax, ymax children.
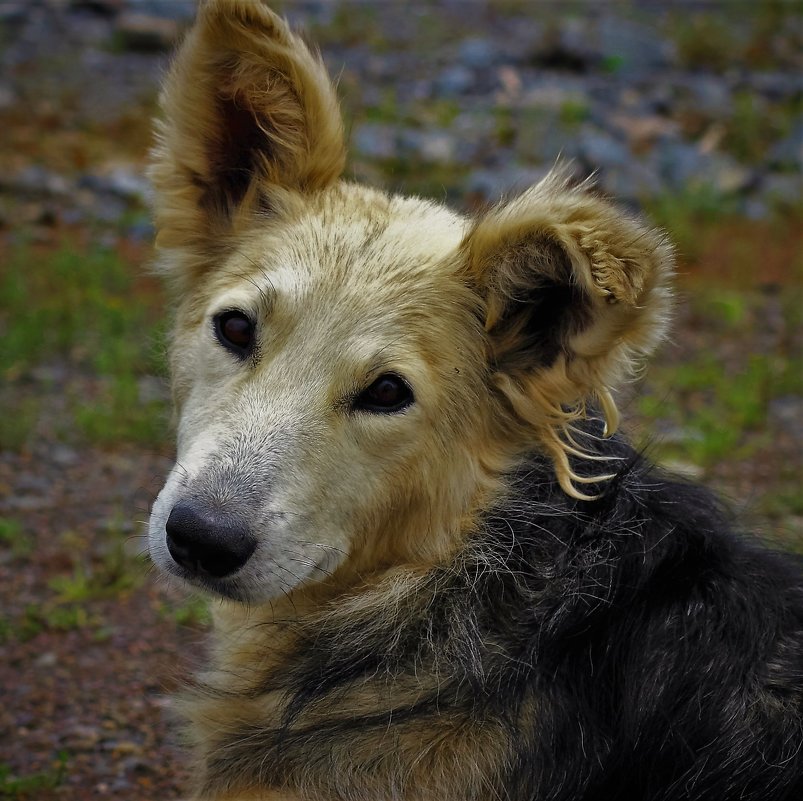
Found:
<box><xmin>165</xmin><ymin>502</ymin><xmax>256</xmax><ymax>578</ymax></box>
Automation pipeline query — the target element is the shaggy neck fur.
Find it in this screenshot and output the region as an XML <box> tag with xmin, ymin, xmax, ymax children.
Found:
<box><xmin>183</xmin><ymin>422</ymin><xmax>803</xmax><ymax>801</ymax></box>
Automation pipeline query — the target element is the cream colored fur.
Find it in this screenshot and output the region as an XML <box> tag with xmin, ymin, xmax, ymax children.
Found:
<box><xmin>147</xmin><ymin>2</ymin><xmax>674</xmax><ymax>799</ymax></box>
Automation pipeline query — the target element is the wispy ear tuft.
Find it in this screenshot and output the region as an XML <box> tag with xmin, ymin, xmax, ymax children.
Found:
<box><xmin>461</xmin><ymin>169</ymin><xmax>674</xmax><ymax>498</ymax></box>
<box><xmin>149</xmin><ymin>0</ymin><xmax>345</xmax><ymax>252</ymax></box>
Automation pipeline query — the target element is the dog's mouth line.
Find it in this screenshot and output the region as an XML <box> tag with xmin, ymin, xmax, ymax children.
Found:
<box><xmin>159</xmin><ymin>560</ymin><xmax>249</xmax><ymax>601</ymax></box>
<box><xmin>158</xmin><ymin>550</ymin><xmax>334</xmax><ymax>604</ymax></box>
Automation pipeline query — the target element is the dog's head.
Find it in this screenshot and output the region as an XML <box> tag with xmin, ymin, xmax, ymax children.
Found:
<box><xmin>147</xmin><ymin>0</ymin><xmax>673</xmax><ymax>603</ymax></box>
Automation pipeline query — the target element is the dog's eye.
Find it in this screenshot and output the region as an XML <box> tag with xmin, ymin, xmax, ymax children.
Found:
<box><xmin>214</xmin><ymin>310</ymin><xmax>254</xmax><ymax>357</ymax></box>
<box><xmin>355</xmin><ymin>373</ymin><xmax>414</xmax><ymax>414</ymax></box>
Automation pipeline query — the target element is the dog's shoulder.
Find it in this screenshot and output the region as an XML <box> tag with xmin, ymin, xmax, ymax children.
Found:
<box><xmin>472</xmin><ymin>430</ymin><xmax>803</xmax><ymax>799</ymax></box>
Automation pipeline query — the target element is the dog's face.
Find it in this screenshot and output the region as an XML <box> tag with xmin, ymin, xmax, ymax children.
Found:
<box><xmin>148</xmin><ymin>0</ymin><xmax>673</xmax><ymax>603</ymax></box>
<box><xmin>148</xmin><ymin>188</ymin><xmax>493</xmax><ymax>601</ymax></box>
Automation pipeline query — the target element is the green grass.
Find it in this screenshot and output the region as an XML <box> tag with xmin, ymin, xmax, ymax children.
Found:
<box><xmin>636</xmin><ymin>282</ymin><xmax>802</xmax><ymax>470</ymax></box>
<box><xmin>724</xmin><ymin>89</ymin><xmax>796</xmax><ymax>166</ymax></box>
<box><xmin>638</xmin><ymin>353</ymin><xmax>786</xmax><ymax>466</ymax></box>
<box><xmin>0</xmin><ymin>241</ymin><xmax>168</xmax><ymax>449</ymax></box>
<box><xmin>161</xmin><ymin>594</ymin><xmax>212</xmax><ymax>628</ymax></box>
<box><xmin>669</xmin><ymin>13</ymin><xmax>739</xmax><ymax>72</ymax></box>
<box><xmin>49</xmin><ymin>533</ymin><xmax>144</xmax><ymax>603</ymax></box>
<box><xmin>0</xmin><ymin>396</ymin><xmax>40</xmax><ymax>452</ymax></box>
<box><xmin>559</xmin><ymin>99</ymin><xmax>590</xmax><ymax>128</ymax></box>
<box><xmin>0</xmin><ymin>754</ymin><xmax>68</xmax><ymax>798</ymax></box>
<box><xmin>0</xmin><ymin>523</ymin><xmax>145</xmax><ymax>644</ymax></box>
<box><xmin>375</xmin><ymin>156</ymin><xmax>470</xmax><ymax>202</ymax></box>
<box><xmin>1</xmin><ymin>244</ymin><xmax>137</xmax><ymax>375</ymax></box>
<box><xmin>308</xmin><ymin>2</ymin><xmax>386</xmax><ymax>49</ymax></box>
<box><xmin>2</xmin><ymin>605</ymin><xmax>44</xmax><ymax>643</ymax></box>
<box><xmin>760</xmin><ymin>487</ymin><xmax>803</xmax><ymax>520</ymax></box>
<box><xmin>645</xmin><ymin>186</ymin><xmax>740</xmax><ymax>263</ymax></box>
<box><xmin>1</xmin><ymin>598</ymin><xmax>113</xmax><ymax>643</ymax></box>
<box><xmin>71</xmin><ymin>372</ymin><xmax>168</xmax><ymax>446</ymax></box>
<box><xmin>0</xmin><ymin>518</ymin><xmax>33</xmax><ymax>559</ymax></box>
<box><xmin>670</xmin><ymin>3</ymin><xmax>801</xmax><ymax>73</ymax></box>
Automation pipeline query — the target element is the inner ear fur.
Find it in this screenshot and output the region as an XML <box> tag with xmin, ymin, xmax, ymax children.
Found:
<box><xmin>462</xmin><ymin>170</ymin><xmax>674</xmax><ymax>498</ymax></box>
<box><xmin>149</xmin><ymin>0</ymin><xmax>345</xmax><ymax>252</ymax></box>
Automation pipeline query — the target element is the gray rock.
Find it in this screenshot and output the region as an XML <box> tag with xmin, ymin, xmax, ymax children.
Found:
<box><xmin>392</xmin><ymin>128</ymin><xmax>461</xmax><ymax>164</ymax></box>
<box><xmin>435</xmin><ymin>65</ymin><xmax>474</xmax><ymax>97</ymax></box>
<box><xmin>653</xmin><ymin>141</ymin><xmax>696</xmax><ymax>186</ymax></box>
<box><xmin>513</xmin><ymin>107</ymin><xmax>568</xmax><ymax>164</ymax></box>
<box><xmin>416</xmin><ymin>130</ymin><xmax>459</xmax><ymax>163</ymax></box>
<box><xmin>521</xmin><ymin>77</ymin><xmax>590</xmax><ymax>110</ymax></box>
<box><xmin>651</xmin><ymin>140</ymin><xmax>752</xmax><ymax>194</ymax></box>
<box><xmin>126</xmin><ymin>217</ymin><xmax>155</xmax><ymax>243</ymax></box>
<box><xmin>762</xmin><ymin>173</ymin><xmax>802</xmax><ymax>206</ymax></box>
<box><xmin>108</xmin><ymin>779</ymin><xmax>135</xmax><ymax>793</ymax></box>
<box><xmin>599</xmin><ymin>160</ymin><xmax>663</xmax><ymax>203</ymax></box>
<box><xmin>50</xmin><ymin>445</ymin><xmax>79</xmax><ymax>467</ymax></box>
<box><xmin>0</xmin><ymin>2</ymin><xmax>27</xmax><ymax>23</ymax></box>
<box><xmin>528</xmin><ymin>18</ymin><xmax>594</xmax><ymax>71</ymax></box>
<box><xmin>2</xmin><ymin>166</ymin><xmax>70</xmax><ymax>197</ymax></box>
<box><xmin>60</xmin><ymin>208</ymin><xmax>87</xmax><ymax>226</ymax></box>
<box><xmin>578</xmin><ymin>128</ymin><xmax>630</xmax><ymax>170</ymax></box>
<box><xmin>742</xmin><ymin>198</ymin><xmax>770</xmax><ymax>220</ymax></box>
<box><xmin>35</xmin><ymin>652</ymin><xmax>58</xmax><ymax>668</ymax></box>
<box><xmin>5</xmin><ymin>496</ymin><xmax>53</xmax><ymax>512</ymax></box>
<box><xmin>77</xmin><ymin>168</ymin><xmax>149</xmax><ymax>204</ymax></box>
<box><xmin>465</xmin><ymin>164</ymin><xmax>554</xmax><ymax>202</ymax></box>
<box><xmin>137</xmin><ymin>375</ymin><xmax>168</xmax><ymax>405</ymax></box>
<box><xmin>685</xmin><ymin>76</ymin><xmax>733</xmax><ymax>119</ymax></box>
<box><xmin>396</xmin><ymin>128</ymin><xmax>423</xmax><ymax>157</ymax></box>
<box><xmin>104</xmin><ymin>167</ymin><xmax>150</xmax><ymax>202</ymax></box>
<box><xmin>15</xmin><ymin>472</ymin><xmax>51</xmax><ymax>494</ymax></box>
<box><xmin>706</xmin><ymin>153</ymin><xmax>753</xmax><ymax>194</ymax></box>
<box><xmin>30</xmin><ymin>364</ymin><xmax>69</xmax><ymax>384</ymax></box>
<box><xmin>452</xmin><ymin>110</ymin><xmax>495</xmax><ymax>142</ymax></box>
<box><xmin>598</xmin><ymin>16</ymin><xmax>674</xmax><ymax>73</ymax></box>
<box><xmin>352</xmin><ymin>123</ymin><xmax>397</xmax><ymax>160</ymax></box>
<box><xmin>70</xmin><ymin>0</ymin><xmax>123</xmax><ymax>15</ymax></box>
<box><xmin>92</xmin><ymin>194</ymin><xmax>129</xmax><ymax>222</ymax></box>
<box><xmin>459</xmin><ymin>37</ymin><xmax>498</xmax><ymax>70</ymax></box>
<box><xmin>450</xmin><ymin>111</ymin><xmax>496</xmax><ymax>162</ymax></box>
<box><xmin>641</xmin><ymin>83</ymin><xmax>674</xmax><ymax>115</ymax></box>
<box><xmin>114</xmin><ymin>11</ymin><xmax>180</xmax><ymax>50</ymax></box>
<box><xmin>655</xmin><ymin>147</ymin><xmax>751</xmax><ymax>196</ymax></box>
<box><xmin>0</xmin><ymin>84</ymin><xmax>14</xmax><ymax>111</ymax></box>
<box><xmin>749</xmin><ymin>72</ymin><xmax>803</xmax><ymax>100</ymax></box>
<box><xmin>123</xmin><ymin>0</ymin><xmax>194</xmax><ymax>20</ymax></box>
<box><xmin>769</xmin><ymin>396</ymin><xmax>803</xmax><ymax>431</ymax></box>
<box><xmin>768</xmin><ymin>122</ymin><xmax>803</xmax><ymax>171</ymax></box>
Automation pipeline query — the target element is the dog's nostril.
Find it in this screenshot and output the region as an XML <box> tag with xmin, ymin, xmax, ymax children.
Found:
<box><xmin>165</xmin><ymin>502</ymin><xmax>256</xmax><ymax>579</ymax></box>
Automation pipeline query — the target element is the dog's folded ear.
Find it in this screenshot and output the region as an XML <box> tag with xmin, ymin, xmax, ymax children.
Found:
<box><xmin>461</xmin><ymin>170</ymin><xmax>674</xmax><ymax>496</ymax></box>
<box><xmin>149</xmin><ymin>0</ymin><xmax>345</xmax><ymax>251</ymax></box>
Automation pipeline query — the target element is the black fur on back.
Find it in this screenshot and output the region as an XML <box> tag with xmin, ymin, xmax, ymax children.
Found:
<box><xmin>209</xmin><ymin>424</ymin><xmax>803</xmax><ymax>800</ymax></box>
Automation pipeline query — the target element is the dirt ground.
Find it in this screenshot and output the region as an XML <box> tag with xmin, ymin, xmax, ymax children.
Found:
<box><xmin>0</xmin><ymin>445</ymin><xmax>194</xmax><ymax>799</ymax></box>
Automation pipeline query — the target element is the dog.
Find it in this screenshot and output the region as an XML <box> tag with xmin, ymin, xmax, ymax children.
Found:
<box><xmin>146</xmin><ymin>2</ymin><xmax>803</xmax><ymax>799</ymax></box>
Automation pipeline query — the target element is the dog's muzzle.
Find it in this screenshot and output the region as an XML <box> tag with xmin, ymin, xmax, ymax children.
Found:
<box><xmin>165</xmin><ymin>501</ymin><xmax>257</xmax><ymax>578</ymax></box>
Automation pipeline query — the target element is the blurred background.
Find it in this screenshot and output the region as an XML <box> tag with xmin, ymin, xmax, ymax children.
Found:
<box><xmin>0</xmin><ymin>0</ymin><xmax>800</xmax><ymax>797</ymax></box>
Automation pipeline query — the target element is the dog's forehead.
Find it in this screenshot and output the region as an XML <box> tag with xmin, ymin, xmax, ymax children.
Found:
<box><xmin>233</xmin><ymin>185</ymin><xmax>468</xmax><ymax>303</ymax></box>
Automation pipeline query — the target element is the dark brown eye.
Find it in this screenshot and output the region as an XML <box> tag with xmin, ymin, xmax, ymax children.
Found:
<box><xmin>355</xmin><ymin>373</ymin><xmax>414</xmax><ymax>414</ymax></box>
<box><xmin>214</xmin><ymin>310</ymin><xmax>254</xmax><ymax>357</ymax></box>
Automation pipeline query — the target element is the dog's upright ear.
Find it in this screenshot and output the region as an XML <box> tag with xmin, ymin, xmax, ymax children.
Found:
<box><xmin>149</xmin><ymin>0</ymin><xmax>345</xmax><ymax>254</ymax></box>
<box><xmin>461</xmin><ymin>170</ymin><xmax>674</xmax><ymax>497</ymax></box>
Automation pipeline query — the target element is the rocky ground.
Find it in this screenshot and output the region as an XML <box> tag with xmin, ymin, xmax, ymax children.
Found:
<box><xmin>1</xmin><ymin>0</ymin><xmax>801</xmax><ymax>230</ymax></box>
<box><xmin>0</xmin><ymin>1</ymin><xmax>800</xmax><ymax>798</ymax></box>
